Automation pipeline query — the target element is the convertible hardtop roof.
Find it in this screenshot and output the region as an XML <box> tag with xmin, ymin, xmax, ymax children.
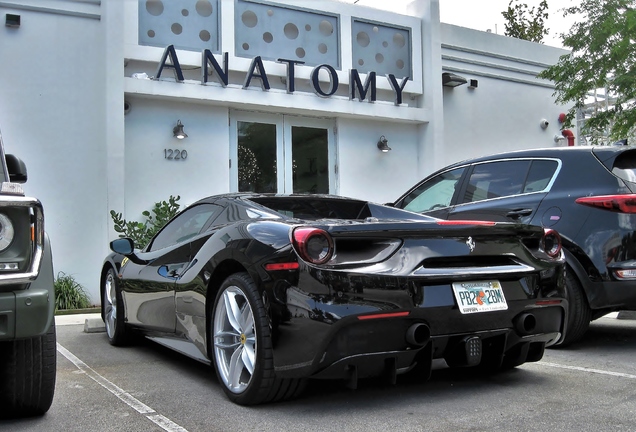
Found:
<box><xmin>213</xmin><ymin>192</ymin><xmax>359</xmax><ymax>200</ymax></box>
<box><xmin>194</xmin><ymin>193</ymin><xmax>432</xmax><ymax>222</ymax></box>
<box><xmin>195</xmin><ymin>193</ymin><xmax>367</xmax><ymax>206</ymax></box>
<box><xmin>200</xmin><ymin>193</ymin><xmax>372</xmax><ymax>220</ymax></box>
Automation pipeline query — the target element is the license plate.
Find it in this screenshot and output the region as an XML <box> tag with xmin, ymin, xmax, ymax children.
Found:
<box><xmin>452</xmin><ymin>280</ymin><xmax>508</xmax><ymax>314</ymax></box>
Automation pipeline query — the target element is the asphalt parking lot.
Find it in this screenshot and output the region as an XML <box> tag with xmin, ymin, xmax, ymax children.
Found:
<box><xmin>3</xmin><ymin>313</ymin><xmax>636</xmax><ymax>432</ymax></box>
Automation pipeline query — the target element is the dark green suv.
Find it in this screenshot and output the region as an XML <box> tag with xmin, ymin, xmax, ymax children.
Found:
<box><xmin>0</xmin><ymin>133</ymin><xmax>55</xmax><ymax>417</ymax></box>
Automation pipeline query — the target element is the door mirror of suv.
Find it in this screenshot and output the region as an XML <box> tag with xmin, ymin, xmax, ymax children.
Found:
<box><xmin>5</xmin><ymin>154</ymin><xmax>27</xmax><ymax>183</ymax></box>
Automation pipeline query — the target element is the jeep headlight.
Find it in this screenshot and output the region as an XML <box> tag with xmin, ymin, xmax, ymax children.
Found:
<box><xmin>0</xmin><ymin>213</ymin><xmax>15</xmax><ymax>251</ymax></box>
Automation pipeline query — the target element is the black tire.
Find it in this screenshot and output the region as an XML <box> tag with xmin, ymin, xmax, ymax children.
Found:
<box><xmin>210</xmin><ymin>272</ymin><xmax>305</xmax><ymax>405</ymax></box>
<box><xmin>559</xmin><ymin>270</ymin><xmax>592</xmax><ymax>346</ymax></box>
<box><xmin>0</xmin><ymin>321</ymin><xmax>57</xmax><ymax>418</ymax></box>
<box><xmin>102</xmin><ymin>267</ymin><xmax>130</xmax><ymax>346</ymax></box>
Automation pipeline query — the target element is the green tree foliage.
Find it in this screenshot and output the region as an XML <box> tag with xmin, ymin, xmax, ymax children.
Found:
<box><xmin>538</xmin><ymin>0</ymin><xmax>636</xmax><ymax>143</ymax></box>
<box><xmin>110</xmin><ymin>195</ymin><xmax>181</xmax><ymax>248</ymax></box>
<box><xmin>502</xmin><ymin>0</ymin><xmax>549</xmax><ymax>43</ymax></box>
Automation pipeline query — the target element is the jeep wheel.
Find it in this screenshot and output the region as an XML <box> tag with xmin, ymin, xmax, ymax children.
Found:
<box><xmin>103</xmin><ymin>267</ymin><xmax>130</xmax><ymax>346</ymax></box>
<box><xmin>0</xmin><ymin>321</ymin><xmax>57</xmax><ymax>417</ymax></box>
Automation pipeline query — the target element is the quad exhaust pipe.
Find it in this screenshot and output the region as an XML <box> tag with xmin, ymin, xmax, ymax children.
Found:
<box><xmin>406</xmin><ymin>323</ymin><xmax>431</xmax><ymax>346</ymax></box>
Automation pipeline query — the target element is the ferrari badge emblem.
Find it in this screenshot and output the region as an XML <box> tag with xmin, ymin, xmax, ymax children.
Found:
<box><xmin>466</xmin><ymin>237</ymin><xmax>475</xmax><ymax>252</ymax></box>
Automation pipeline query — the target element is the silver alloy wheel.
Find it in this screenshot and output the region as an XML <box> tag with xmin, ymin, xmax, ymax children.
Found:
<box><xmin>104</xmin><ymin>271</ymin><xmax>117</xmax><ymax>339</ymax></box>
<box><xmin>213</xmin><ymin>285</ymin><xmax>256</xmax><ymax>394</ymax></box>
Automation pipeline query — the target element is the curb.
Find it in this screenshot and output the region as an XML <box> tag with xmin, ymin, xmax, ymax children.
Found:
<box><xmin>84</xmin><ymin>317</ymin><xmax>106</xmax><ymax>333</ymax></box>
<box><xmin>55</xmin><ymin>307</ymin><xmax>101</xmax><ymax>316</ymax></box>
<box><xmin>616</xmin><ymin>311</ymin><xmax>636</xmax><ymax>320</ymax></box>
<box><xmin>54</xmin><ymin>312</ymin><xmax>106</xmax><ymax>333</ymax></box>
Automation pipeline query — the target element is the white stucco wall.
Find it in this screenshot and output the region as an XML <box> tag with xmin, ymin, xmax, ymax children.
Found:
<box><xmin>440</xmin><ymin>24</ymin><xmax>570</xmax><ymax>167</ymax></box>
<box><xmin>0</xmin><ymin>1</ymin><xmax>107</xmax><ymax>303</ymax></box>
<box><xmin>123</xmin><ymin>97</ymin><xmax>230</xmax><ymax>216</ymax></box>
<box><xmin>337</xmin><ymin>118</ymin><xmax>420</xmax><ymax>204</ymax></box>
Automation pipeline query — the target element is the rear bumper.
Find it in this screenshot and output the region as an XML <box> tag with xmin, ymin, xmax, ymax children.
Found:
<box><xmin>262</xmin><ymin>237</ymin><xmax>568</xmax><ymax>379</ymax></box>
<box><xmin>269</xmin><ymin>272</ymin><xmax>567</xmax><ymax>379</ymax></box>
<box><xmin>311</xmin><ymin>329</ymin><xmax>559</xmax><ymax>383</ymax></box>
<box><xmin>584</xmin><ymin>278</ymin><xmax>636</xmax><ymax>311</ymax></box>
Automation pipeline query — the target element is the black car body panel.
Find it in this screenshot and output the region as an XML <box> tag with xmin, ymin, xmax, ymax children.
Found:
<box><xmin>102</xmin><ymin>194</ymin><xmax>567</xmax><ymax>403</ymax></box>
<box><xmin>394</xmin><ymin>146</ymin><xmax>636</xmax><ymax>344</ymax></box>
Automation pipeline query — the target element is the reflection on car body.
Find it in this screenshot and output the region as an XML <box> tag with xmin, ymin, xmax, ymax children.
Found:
<box><xmin>101</xmin><ymin>193</ymin><xmax>567</xmax><ymax>405</ymax></box>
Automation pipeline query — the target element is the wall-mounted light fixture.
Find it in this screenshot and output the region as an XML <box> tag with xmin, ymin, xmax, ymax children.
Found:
<box><xmin>173</xmin><ymin>120</ymin><xmax>187</xmax><ymax>139</ymax></box>
<box><xmin>377</xmin><ymin>135</ymin><xmax>391</xmax><ymax>152</ymax></box>
<box><xmin>442</xmin><ymin>72</ymin><xmax>467</xmax><ymax>88</ymax></box>
<box><xmin>5</xmin><ymin>14</ymin><xmax>20</xmax><ymax>28</ymax></box>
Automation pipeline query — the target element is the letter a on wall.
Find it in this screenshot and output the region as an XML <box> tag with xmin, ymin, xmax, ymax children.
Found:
<box><xmin>156</xmin><ymin>45</ymin><xmax>185</xmax><ymax>82</ymax></box>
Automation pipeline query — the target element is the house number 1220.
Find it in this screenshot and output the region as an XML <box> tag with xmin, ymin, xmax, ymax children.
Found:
<box><xmin>164</xmin><ymin>149</ymin><xmax>188</xmax><ymax>160</ymax></box>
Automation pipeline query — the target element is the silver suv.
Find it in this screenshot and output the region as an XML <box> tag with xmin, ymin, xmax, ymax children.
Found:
<box><xmin>0</xmin><ymin>132</ymin><xmax>55</xmax><ymax>417</ymax></box>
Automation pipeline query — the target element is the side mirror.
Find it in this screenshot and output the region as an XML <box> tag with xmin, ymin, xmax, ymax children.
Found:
<box><xmin>110</xmin><ymin>238</ymin><xmax>135</xmax><ymax>255</ymax></box>
<box><xmin>5</xmin><ymin>154</ymin><xmax>27</xmax><ymax>183</ymax></box>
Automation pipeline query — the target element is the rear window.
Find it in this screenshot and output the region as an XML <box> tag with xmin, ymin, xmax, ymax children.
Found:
<box><xmin>524</xmin><ymin>160</ymin><xmax>559</xmax><ymax>192</ymax></box>
<box><xmin>461</xmin><ymin>161</ymin><xmax>530</xmax><ymax>203</ymax></box>
<box><xmin>461</xmin><ymin>159</ymin><xmax>558</xmax><ymax>204</ymax></box>
<box><xmin>249</xmin><ymin>197</ymin><xmax>370</xmax><ymax>220</ymax></box>
<box><xmin>611</xmin><ymin>150</ymin><xmax>636</xmax><ymax>184</ymax></box>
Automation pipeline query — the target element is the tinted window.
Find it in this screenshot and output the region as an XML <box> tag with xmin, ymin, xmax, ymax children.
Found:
<box><xmin>149</xmin><ymin>204</ymin><xmax>221</xmax><ymax>251</ymax></box>
<box><xmin>212</xmin><ymin>202</ymin><xmax>280</xmax><ymax>226</ymax></box>
<box><xmin>523</xmin><ymin>160</ymin><xmax>558</xmax><ymax>193</ymax></box>
<box><xmin>461</xmin><ymin>161</ymin><xmax>530</xmax><ymax>204</ymax></box>
<box><xmin>249</xmin><ymin>197</ymin><xmax>369</xmax><ymax>220</ymax></box>
<box><xmin>401</xmin><ymin>168</ymin><xmax>465</xmax><ymax>212</ymax></box>
<box><xmin>612</xmin><ymin>150</ymin><xmax>636</xmax><ymax>183</ymax></box>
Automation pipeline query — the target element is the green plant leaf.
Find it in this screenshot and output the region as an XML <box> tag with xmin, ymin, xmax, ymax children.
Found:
<box><xmin>109</xmin><ymin>195</ymin><xmax>181</xmax><ymax>249</ymax></box>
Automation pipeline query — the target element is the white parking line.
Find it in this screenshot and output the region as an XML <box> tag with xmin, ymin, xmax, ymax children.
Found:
<box><xmin>57</xmin><ymin>343</ymin><xmax>189</xmax><ymax>432</ymax></box>
<box><xmin>539</xmin><ymin>361</ymin><xmax>636</xmax><ymax>380</ymax></box>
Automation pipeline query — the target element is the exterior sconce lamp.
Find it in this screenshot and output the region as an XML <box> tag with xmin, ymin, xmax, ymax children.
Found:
<box><xmin>5</xmin><ymin>14</ymin><xmax>20</xmax><ymax>28</ymax></box>
<box><xmin>442</xmin><ymin>72</ymin><xmax>468</xmax><ymax>88</ymax></box>
<box><xmin>377</xmin><ymin>135</ymin><xmax>392</xmax><ymax>152</ymax></box>
<box><xmin>173</xmin><ymin>120</ymin><xmax>188</xmax><ymax>139</ymax></box>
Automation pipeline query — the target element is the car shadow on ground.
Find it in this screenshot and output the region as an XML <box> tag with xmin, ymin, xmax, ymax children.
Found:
<box><xmin>549</xmin><ymin>317</ymin><xmax>636</xmax><ymax>353</ymax></box>
<box><xmin>135</xmin><ymin>333</ymin><xmax>544</xmax><ymax>409</ymax></box>
<box><xmin>129</xmin><ymin>317</ymin><xmax>636</xmax><ymax>411</ymax></box>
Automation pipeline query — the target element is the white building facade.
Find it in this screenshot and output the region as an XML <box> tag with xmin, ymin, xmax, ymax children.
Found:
<box><xmin>0</xmin><ymin>0</ymin><xmax>569</xmax><ymax>302</ymax></box>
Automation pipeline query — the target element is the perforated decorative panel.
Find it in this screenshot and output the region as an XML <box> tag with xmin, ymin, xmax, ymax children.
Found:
<box><xmin>235</xmin><ymin>0</ymin><xmax>340</xmax><ymax>68</ymax></box>
<box><xmin>351</xmin><ymin>19</ymin><xmax>411</xmax><ymax>78</ymax></box>
<box><xmin>138</xmin><ymin>0</ymin><xmax>220</xmax><ymax>53</ymax></box>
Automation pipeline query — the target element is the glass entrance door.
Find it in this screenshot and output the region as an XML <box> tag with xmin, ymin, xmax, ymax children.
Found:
<box><xmin>230</xmin><ymin>113</ymin><xmax>336</xmax><ymax>194</ymax></box>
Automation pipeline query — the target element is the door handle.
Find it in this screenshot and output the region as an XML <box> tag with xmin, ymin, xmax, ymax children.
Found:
<box><xmin>506</xmin><ymin>208</ymin><xmax>533</xmax><ymax>218</ymax></box>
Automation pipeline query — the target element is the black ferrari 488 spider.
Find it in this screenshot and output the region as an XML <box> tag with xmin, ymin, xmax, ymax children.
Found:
<box><xmin>101</xmin><ymin>193</ymin><xmax>567</xmax><ymax>405</ymax></box>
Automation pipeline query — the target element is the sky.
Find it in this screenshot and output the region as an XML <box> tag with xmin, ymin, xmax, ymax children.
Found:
<box><xmin>340</xmin><ymin>0</ymin><xmax>578</xmax><ymax>48</ymax></box>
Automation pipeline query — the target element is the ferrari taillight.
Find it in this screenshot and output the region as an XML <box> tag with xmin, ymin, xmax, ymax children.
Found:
<box><xmin>292</xmin><ymin>227</ymin><xmax>334</xmax><ymax>265</ymax></box>
<box><xmin>542</xmin><ymin>228</ymin><xmax>562</xmax><ymax>258</ymax></box>
<box><xmin>575</xmin><ymin>194</ymin><xmax>636</xmax><ymax>213</ymax></box>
